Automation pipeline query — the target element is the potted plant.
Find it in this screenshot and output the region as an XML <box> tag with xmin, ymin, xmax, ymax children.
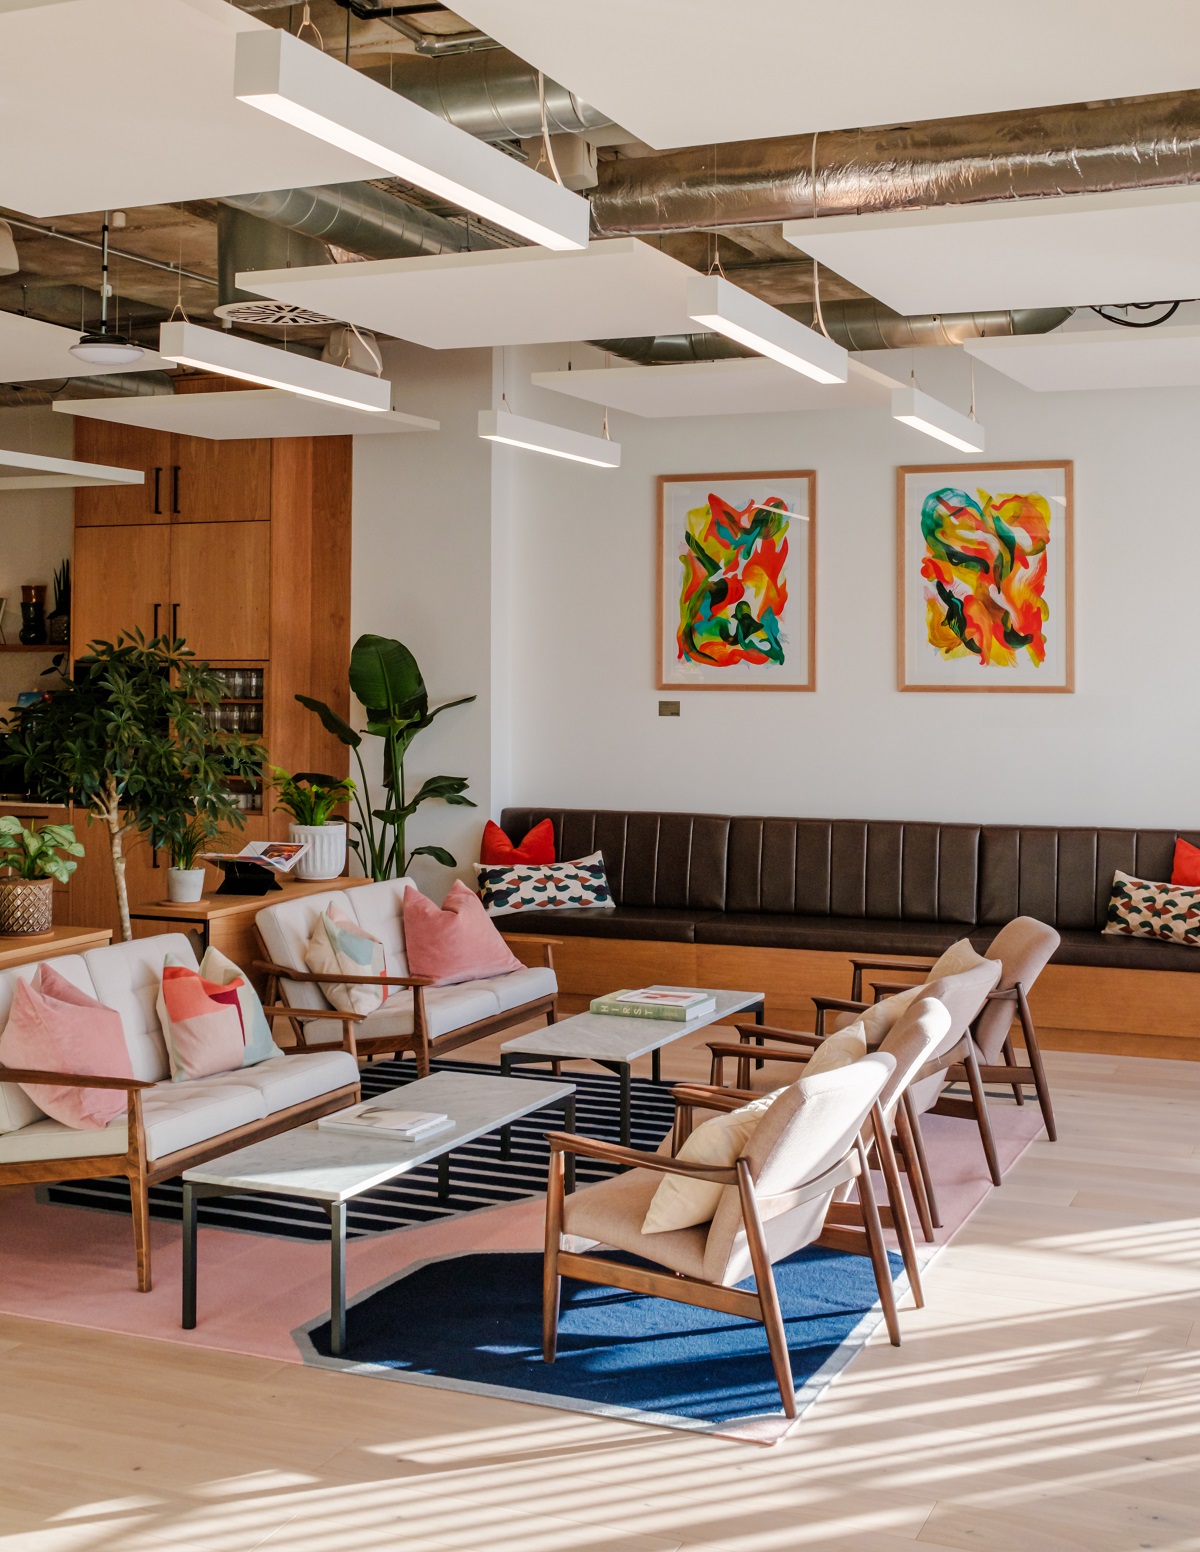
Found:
<box><xmin>0</xmin><ymin>815</ymin><xmax>84</xmax><ymax>936</ymax></box>
<box><xmin>297</xmin><ymin>635</ymin><xmax>476</xmax><ymax>880</ymax></box>
<box><xmin>161</xmin><ymin>811</ymin><xmax>219</xmax><ymax>903</ymax></box>
<box><xmin>271</xmin><ymin>768</ymin><xmax>356</xmax><ymax>880</ymax></box>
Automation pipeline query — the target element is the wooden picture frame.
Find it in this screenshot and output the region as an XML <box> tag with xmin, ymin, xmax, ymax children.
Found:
<box><xmin>657</xmin><ymin>469</ymin><xmax>816</xmax><ymax>692</ymax></box>
<box><xmin>897</xmin><ymin>460</ymin><xmax>1074</xmax><ymax>694</ymax></box>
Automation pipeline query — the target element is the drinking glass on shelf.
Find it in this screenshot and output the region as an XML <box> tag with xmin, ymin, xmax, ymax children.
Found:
<box><xmin>225</xmin><ymin>705</ymin><xmax>243</xmax><ymax>733</ymax></box>
<box><xmin>228</xmin><ymin>669</ymin><xmax>246</xmax><ymax>700</ymax></box>
<box><xmin>249</xmin><ymin>669</ymin><xmax>264</xmax><ymax>699</ymax></box>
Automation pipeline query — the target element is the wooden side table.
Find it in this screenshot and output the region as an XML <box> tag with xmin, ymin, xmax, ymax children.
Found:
<box><xmin>0</xmin><ymin>923</ymin><xmax>113</xmax><ymax>969</ymax></box>
<box><xmin>129</xmin><ymin>877</ymin><xmax>371</xmax><ymax>988</ymax></box>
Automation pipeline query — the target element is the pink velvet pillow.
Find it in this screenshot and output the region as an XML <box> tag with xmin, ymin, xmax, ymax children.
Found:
<box><xmin>403</xmin><ymin>880</ymin><xmax>524</xmax><ymax>986</ymax></box>
<box><xmin>0</xmin><ymin>964</ymin><xmax>132</xmax><ymax>1129</ymax></box>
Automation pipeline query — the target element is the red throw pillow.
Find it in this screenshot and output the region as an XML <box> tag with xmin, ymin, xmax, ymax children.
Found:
<box><xmin>404</xmin><ymin>880</ymin><xmax>525</xmax><ymax>986</ymax></box>
<box><xmin>1171</xmin><ymin>837</ymin><xmax>1200</xmax><ymax>887</ymax></box>
<box><xmin>480</xmin><ymin>818</ymin><xmax>555</xmax><ymax>867</ymax></box>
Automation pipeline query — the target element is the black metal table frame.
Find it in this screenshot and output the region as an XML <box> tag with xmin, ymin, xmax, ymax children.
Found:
<box><xmin>182</xmin><ymin>1090</ymin><xmax>575</xmax><ymax>1357</ymax></box>
<box><xmin>499</xmin><ymin>998</ymin><xmax>766</xmax><ymax>1148</ymax></box>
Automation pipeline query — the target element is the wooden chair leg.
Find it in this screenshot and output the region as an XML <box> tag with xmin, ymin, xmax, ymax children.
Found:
<box><xmin>894</xmin><ymin>1097</ymin><xmax>935</xmax><ymax>1243</ymax></box>
<box><xmin>964</xmin><ymin>1039</ymin><xmax>1003</xmax><ymax>1187</ymax></box>
<box><xmin>872</xmin><ymin>1107</ymin><xmax>923</xmax><ymax>1309</ymax></box>
<box><xmin>1018</xmin><ymin>985</ymin><xmax>1058</xmax><ymax>1142</ymax></box>
<box><xmin>736</xmin><ymin>1160</ymin><xmax>796</xmax><ymax>1417</ymax></box>
<box><xmin>1002</xmin><ymin>1033</ymin><xmax>1025</xmax><ymax>1105</ymax></box>
<box><xmin>130</xmin><ymin>1171</ymin><xmax>152</xmax><ymax>1293</ymax></box>
<box><xmin>542</xmin><ymin>1149</ymin><xmax>565</xmax><ymax>1363</ymax></box>
<box><xmin>901</xmin><ymin>1089</ymin><xmax>941</xmax><ymax>1230</ymax></box>
<box><xmin>854</xmin><ymin>1137</ymin><xmax>900</xmax><ymax>1346</ymax></box>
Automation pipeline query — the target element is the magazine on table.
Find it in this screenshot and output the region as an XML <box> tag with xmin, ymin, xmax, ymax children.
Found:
<box><xmin>317</xmin><ymin>1102</ymin><xmax>454</xmax><ymax>1141</ymax></box>
<box><xmin>201</xmin><ymin>840</ymin><xmax>308</xmax><ymax>874</ymax></box>
<box><xmin>590</xmin><ymin>986</ymin><xmax>717</xmax><ymax>1021</ymax></box>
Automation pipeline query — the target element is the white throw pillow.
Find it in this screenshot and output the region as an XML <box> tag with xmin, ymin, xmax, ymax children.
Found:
<box><xmin>303</xmin><ymin>902</ymin><xmax>389</xmax><ymax>1016</ymax></box>
<box><xmin>857</xmin><ymin>985</ymin><xmax>923</xmax><ymax>1048</ymax></box>
<box><xmin>642</xmin><ymin>1088</ymin><xmax>784</xmax><ymax>1235</ymax></box>
<box><xmin>928</xmin><ymin>938</ymin><xmax>990</xmax><ymax>979</ymax></box>
<box><xmin>804</xmin><ymin>1022</ymin><xmax>867</xmax><ymax>1074</ymax></box>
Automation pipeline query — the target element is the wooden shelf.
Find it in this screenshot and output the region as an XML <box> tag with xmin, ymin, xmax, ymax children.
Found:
<box><xmin>0</xmin><ymin>643</ymin><xmax>65</xmax><ymax>653</ymax></box>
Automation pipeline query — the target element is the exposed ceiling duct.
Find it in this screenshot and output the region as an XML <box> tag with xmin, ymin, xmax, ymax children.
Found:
<box><xmin>0</xmin><ymin>371</ymin><xmax>175</xmax><ymax>408</ymax></box>
<box><xmin>590</xmin><ymin>91</ymin><xmax>1200</xmax><ymax>235</ymax></box>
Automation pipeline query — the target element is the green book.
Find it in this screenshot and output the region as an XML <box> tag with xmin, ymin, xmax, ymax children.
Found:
<box><xmin>590</xmin><ymin>987</ymin><xmax>717</xmax><ymax>1021</ymax></box>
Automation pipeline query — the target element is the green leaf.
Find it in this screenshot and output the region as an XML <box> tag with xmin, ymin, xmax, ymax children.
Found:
<box><xmin>294</xmin><ymin>695</ymin><xmax>361</xmax><ymax>749</ymax></box>
<box><xmin>349</xmin><ymin>634</ymin><xmax>428</xmax><ymax>722</ymax></box>
<box><xmin>408</xmin><ymin>845</ymin><xmax>457</xmax><ymax>868</ymax></box>
<box><xmin>410</xmin><ymin>774</ymin><xmax>472</xmax><ymax>805</ymax></box>
<box><xmin>415</xmin><ymin>694</ymin><xmax>477</xmax><ymax>730</ymax></box>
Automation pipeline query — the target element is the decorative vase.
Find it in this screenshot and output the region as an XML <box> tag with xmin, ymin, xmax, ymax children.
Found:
<box><xmin>167</xmin><ymin>867</ymin><xmax>207</xmax><ymax>904</ymax></box>
<box><xmin>18</xmin><ymin>585</ymin><xmax>47</xmax><ymax>646</ymax></box>
<box><xmin>290</xmin><ymin>822</ymin><xmax>347</xmax><ymax>880</ymax></box>
<box><xmin>0</xmin><ymin>877</ymin><xmax>54</xmax><ymax>936</ymax></box>
<box><xmin>47</xmin><ymin>610</ymin><xmax>69</xmax><ymax>645</ymax></box>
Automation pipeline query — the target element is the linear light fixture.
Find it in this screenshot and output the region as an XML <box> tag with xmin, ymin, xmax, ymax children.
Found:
<box><xmin>235</xmin><ymin>29</ymin><xmax>590</xmax><ymax>253</ymax></box>
<box><xmin>0</xmin><ymin>449</ymin><xmax>143</xmax><ymax>490</ymax></box>
<box><xmin>686</xmin><ymin>274</ymin><xmax>848</xmax><ymax>384</ymax></box>
<box><xmin>478</xmin><ymin>409</ymin><xmax>620</xmax><ymax>468</ymax></box>
<box><xmin>890</xmin><ymin>385</ymin><xmax>985</xmax><ymax>453</ymax></box>
<box><xmin>158</xmin><ymin>321</ymin><xmax>392</xmax><ymax>413</ymax></box>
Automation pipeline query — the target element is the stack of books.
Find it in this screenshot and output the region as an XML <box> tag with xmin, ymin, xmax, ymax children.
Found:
<box><xmin>317</xmin><ymin>1103</ymin><xmax>454</xmax><ymax>1141</ymax></box>
<box><xmin>590</xmin><ymin>986</ymin><xmax>717</xmax><ymax>1021</ymax></box>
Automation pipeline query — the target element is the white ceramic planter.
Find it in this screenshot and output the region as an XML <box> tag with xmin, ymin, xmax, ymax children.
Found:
<box><xmin>290</xmin><ymin>822</ymin><xmax>347</xmax><ymax>880</ymax></box>
<box><xmin>167</xmin><ymin>867</ymin><xmax>206</xmax><ymax>904</ymax></box>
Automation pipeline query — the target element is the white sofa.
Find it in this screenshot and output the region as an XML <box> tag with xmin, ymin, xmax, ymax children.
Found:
<box><xmin>0</xmin><ymin>933</ymin><xmax>360</xmax><ymax>1291</ymax></box>
<box><xmin>255</xmin><ymin>878</ymin><xmax>559</xmax><ymax>1075</ymax></box>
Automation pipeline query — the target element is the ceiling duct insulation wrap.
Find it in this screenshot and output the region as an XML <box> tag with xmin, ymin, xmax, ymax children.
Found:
<box><xmin>591</xmin><ymin>91</ymin><xmax>1200</xmax><ymax>234</ymax></box>
<box><xmin>0</xmin><ymin>371</ymin><xmax>175</xmax><ymax>408</ymax></box>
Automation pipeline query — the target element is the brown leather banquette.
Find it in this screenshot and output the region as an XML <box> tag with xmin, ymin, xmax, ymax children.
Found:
<box><xmin>498</xmin><ymin>809</ymin><xmax>1200</xmax><ymax>973</ymax></box>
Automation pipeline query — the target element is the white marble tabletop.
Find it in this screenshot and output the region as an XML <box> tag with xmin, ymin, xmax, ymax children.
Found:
<box><xmin>501</xmin><ymin>988</ymin><xmax>765</xmax><ymax>1063</ymax></box>
<box><xmin>182</xmin><ymin>1070</ymin><xmax>575</xmax><ymax>1203</ymax></box>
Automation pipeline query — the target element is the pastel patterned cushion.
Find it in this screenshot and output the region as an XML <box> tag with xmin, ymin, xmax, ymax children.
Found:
<box><xmin>199</xmin><ymin>945</ymin><xmax>282</xmax><ymax>1067</ymax></box>
<box><xmin>474</xmin><ymin>851</ymin><xmax>614</xmax><ymax>917</ymax></box>
<box><xmin>1104</xmin><ymin>870</ymin><xmax>1200</xmax><ymax>948</ymax></box>
<box><xmin>304</xmin><ymin>901</ymin><xmax>390</xmax><ymax>1015</ymax></box>
<box><xmin>157</xmin><ymin>959</ymin><xmax>247</xmax><ymax>1081</ymax></box>
<box><xmin>0</xmin><ymin>964</ymin><xmax>132</xmax><ymax>1129</ymax></box>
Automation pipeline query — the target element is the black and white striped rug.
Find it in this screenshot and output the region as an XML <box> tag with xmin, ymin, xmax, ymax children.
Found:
<box><xmin>44</xmin><ymin>1059</ymin><xmax>677</xmax><ymax>1243</ymax></box>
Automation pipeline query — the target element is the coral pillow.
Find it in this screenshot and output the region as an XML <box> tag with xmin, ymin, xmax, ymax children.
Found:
<box><xmin>480</xmin><ymin>818</ymin><xmax>555</xmax><ymax>867</ymax></box>
<box><xmin>0</xmin><ymin>964</ymin><xmax>132</xmax><ymax>1129</ymax></box>
<box><xmin>157</xmin><ymin>959</ymin><xmax>249</xmax><ymax>1081</ymax></box>
<box><xmin>304</xmin><ymin>902</ymin><xmax>389</xmax><ymax>1016</ymax></box>
<box><xmin>404</xmin><ymin>880</ymin><xmax>524</xmax><ymax>986</ymax></box>
<box><xmin>1172</xmin><ymin>837</ymin><xmax>1200</xmax><ymax>887</ymax></box>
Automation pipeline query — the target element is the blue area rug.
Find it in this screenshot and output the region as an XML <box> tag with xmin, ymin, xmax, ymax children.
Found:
<box><xmin>297</xmin><ymin>1244</ymin><xmax>905</xmax><ymax>1435</ymax></box>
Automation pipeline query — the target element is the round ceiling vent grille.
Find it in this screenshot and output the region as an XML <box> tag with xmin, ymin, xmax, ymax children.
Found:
<box><xmin>212</xmin><ymin>299</ymin><xmax>336</xmax><ymax>327</ymax></box>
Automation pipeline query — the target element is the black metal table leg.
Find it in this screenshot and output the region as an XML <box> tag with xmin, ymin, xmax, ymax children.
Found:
<box><xmin>437</xmin><ymin>1152</ymin><xmax>451</xmax><ymax>1202</ymax></box>
<box><xmin>651</xmin><ymin>1046</ymin><xmax>662</xmax><ymax>1084</ymax></box>
<box><xmin>754</xmin><ymin>998</ymin><xmax>767</xmax><ymax>1069</ymax></box>
<box><xmin>328</xmin><ymin>1200</ymin><xmax>347</xmax><ymax>1356</ymax></box>
<box><xmin>563</xmin><ymin>1093</ymin><xmax>576</xmax><ymax>1193</ymax></box>
<box><xmin>619</xmin><ymin>1062</ymin><xmax>631</xmax><ymax>1147</ymax></box>
<box><xmin>181</xmin><ymin>1181</ymin><xmax>198</xmax><ymax>1330</ymax></box>
<box><xmin>500</xmin><ymin>1053</ymin><xmax>513</xmax><ymax>1157</ymax></box>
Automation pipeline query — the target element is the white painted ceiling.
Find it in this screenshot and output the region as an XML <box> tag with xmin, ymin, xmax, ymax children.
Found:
<box><xmin>530</xmin><ymin>356</ymin><xmax>900</xmax><ymax>418</ymax></box>
<box><xmin>787</xmin><ymin>186</ymin><xmax>1200</xmax><ymax>315</ymax></box>
<box><xmin>965</xmin><ymin>325</ymin><xmax>1200</xmax><ymax>392</ymax></box>
<box><xmin>0</xmin><ymin>310</ymin><xmax>166</xmax><ymax>383</ymax></box>
<box><xmin>53</xmin><ymin>388</ymin><xmax>439</xmax><ymax>439</ymax></box>
<box><xmin>236</xmin><ymin>239</ymin><xmax>701</xmax><ymax>350</ymax></box>
<box><xmin>0</xmin><ymin>447</ymin><xmax>142</xmax><ymax>488</ymax></box>
<box><xmin>0</xmin><ymin>0</ymin><xmax>383</xmax><ymax>216</ymax></box>
<box><xmin>448</xmin><ymin>0</ymin><xmax>1200</xmax><ymax>150</ymax></box>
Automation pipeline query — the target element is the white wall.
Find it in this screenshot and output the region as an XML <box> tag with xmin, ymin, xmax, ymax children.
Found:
<box><xmin>0</xmin><ymin>408</ymin><xmax>72</xmax><ymax>714</ymax></box>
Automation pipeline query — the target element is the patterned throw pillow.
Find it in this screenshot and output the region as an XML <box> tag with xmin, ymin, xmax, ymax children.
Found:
<box><xmin>158</xmin><ymin>958</ymin><xmax>250</xmax><ymax>1081</ymax></box>
<box><xmin>199</xmin><ymin>945</ymin><xmax>282</xmax><ymax>1067</ymax></box>
<box><xmin>304</xmin><ymin>902</ymin><xmax>390</xmax><ymax>1015</ymax></box>
<box><xmin>1104</xmin><ymin>870</ymin><xmax>1200</xmax><ymax>948</ymax></box>
<box><xmin>474</xmin><ymin>851</ymin><xmax>614</xmax><ymax>918</ymax></box>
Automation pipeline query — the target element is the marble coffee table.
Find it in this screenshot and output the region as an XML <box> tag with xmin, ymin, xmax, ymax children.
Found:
<box><xmin>181</xmin><ymin>1069</ymin><xmax>575</xmax><ymax>1355</ymax></box>
<box><xmin>499</xmin><ymin>988</ymin><xmax>765</xmax><ymax>1147</ymax></box>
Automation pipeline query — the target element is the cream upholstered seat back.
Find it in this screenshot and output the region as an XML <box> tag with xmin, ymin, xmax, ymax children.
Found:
<box><xmin>256</xmin><ymin>881</ymin><xmax>413</xmax><ymax>1013</ymax></box>
<box><xmin>875</xmin><ymin>997</ymin><xmax>951</xmax><ymax>1122</ymax></box>
<box><xmin>702</xmin><ymin>1052</ymin><xmax>895</xmax><ymax>1286</ymax></box>
<box><xmin>907</xmin><ymin>959</ymin><xmax>1001</xmax><ymax>1112</ymax></box>
<box><xmin>83</xmin><ymin>934</ymin><xmax>201</xmax><ymax>1081</ymax></box>
<box><xmin>972</xmin><ymin>916</ymin><xmax>1060</xmax><ymax>1063</ymax></box>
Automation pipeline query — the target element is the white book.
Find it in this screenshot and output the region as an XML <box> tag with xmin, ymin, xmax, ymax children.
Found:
<box><xmin>317</xmin><ymin>1103</ymin><xmax>453</xmax><ymax>1141</ymax></box>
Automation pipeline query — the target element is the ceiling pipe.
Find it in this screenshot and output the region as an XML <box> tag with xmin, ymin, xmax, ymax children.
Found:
<box><xmin>0</xmin><ymin>371</ymin><xmax>175</xmax><ymax>408</ymax></box>
<box><xmin>591</xmin><ymin>91</ymin><xmax>1200</xmax><ymax>234</ymax></box>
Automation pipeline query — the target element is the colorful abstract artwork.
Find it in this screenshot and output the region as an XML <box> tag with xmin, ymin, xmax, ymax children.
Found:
<box><xmin>658</xmin><ymin>471</ymin><xmax>815</xmax><ymax>691</ymax></box>
<box><xmin>898</xmin><ymin>462</ymin><xmax>1073</xmax><ymax>693</ymax></box>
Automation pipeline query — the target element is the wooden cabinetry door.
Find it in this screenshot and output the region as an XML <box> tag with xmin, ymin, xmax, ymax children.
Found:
<box><xmin>171</xmin><ymin>435</ymin><xmax>271</xmax><ymax>523</ymax></box>
<box><xmin>170</xmin><ymin>521</ymin><xmax>270</xmax><ymax>660</ymax></box>
<box><xmin>72</xmin><ymin>525</ymin><xmax>170</xmax><ymax>654</ymax></box>
<box><xmin>73</xmin><ymin>421</ymin><xmax>172</xmax><ymax>526</ymax></box>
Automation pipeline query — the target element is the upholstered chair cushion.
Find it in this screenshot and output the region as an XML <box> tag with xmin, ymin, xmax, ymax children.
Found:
<box><xmin>906</xmin><ymin>960</ymin><xmax>1003</xmax><ymax>1113</ymax></box>
<box><xmin>972</xmin><ymin>916</ymin><xmax>1061</xmax><ymax>1062</ymax></box>
<box><xmin>928</xmin><ymin>938</ymin><xmax>992</xmax><ymax>979</ymax></box>
<box><xmin>803</xmin><ymin>1022</ymin><xmax>868</xmax><ymax>1074</ymax></box>
<box><xmin>874</xmin><ymin>997</ymin><xmax>952</xmax><ymax>1119</ymax></box>
<box><xmin>641</xmin><ymin>1086</ymin><xmax>785</xmax><ymax>1234</ymax></box>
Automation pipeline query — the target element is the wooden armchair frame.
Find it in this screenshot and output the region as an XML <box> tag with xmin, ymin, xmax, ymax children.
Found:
<box><xmin>543</xmin><ymin>1115</ymin><xmax>898</xmax><ymax>1419</ymax></box>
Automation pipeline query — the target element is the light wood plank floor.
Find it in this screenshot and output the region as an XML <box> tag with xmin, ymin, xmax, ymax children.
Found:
<box><xmin>1</xmin><ymin>1042</ymin><xmax>1199</xmax><ymax>1552</ymax></box>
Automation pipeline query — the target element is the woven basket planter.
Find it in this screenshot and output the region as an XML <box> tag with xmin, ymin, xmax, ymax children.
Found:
<box><xmin>0</xmin><ymin>878</ymin><xmax>54</xmax><ymax>936</ymax></box>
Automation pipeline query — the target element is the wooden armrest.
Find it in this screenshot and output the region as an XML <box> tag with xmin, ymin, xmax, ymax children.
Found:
<box><xmin>261</xmin><ymin>1004</ymin><xmax>366</xmax><ymax>1023</ymax></box>
<box><xmin>731</xmin><ymin>1024</ymin><xmax>820</xmax><ymax>1048</ymax></box>
<box><xmin>811</xmin><ymin>995</ymin><xmax>870</xmax><ymax>1014</ymax></box>
<box><xmin>869</xmin><ymin>980</ymin><xmax>922</xmax><ymax>997</ymax></box>
<box><xmin>0</xmin><ymin>1067</ymin><xmax>154</xmax><ymax>1091</ymax></box>
<box><xmin>500</xmin><ymin>934</ymin><xmax>562</xmax><ymax>947</ymax></box>
<box><xmin>849</xmin><ymin>955</ymin><xmax>936</xmax><ymax>973</ymax></box>
<box><xmin>545</xmin><ymin>1131</ymin><xmax>738</xmax><ymax>1183</ymax></box>
<box><xmin>705</xmin><ymin>1042</ymin><xmax>814</xmax><ymax>1066</ymax></box>
<box><xmin>672</xmin><ymin>1084</ymin><xmax>761</xmax><ymax>1111</ymax></box>
<box><xmin>253</xmin><ymin>961</ymin><xmax>434</xmax><ymax>989</ymax></box>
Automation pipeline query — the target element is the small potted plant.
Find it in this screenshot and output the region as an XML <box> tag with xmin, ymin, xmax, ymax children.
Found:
<box><xmin>162</xmin><ymin>812</ymin><xmax>218</xmax><ymax>904</ymax></box>
<box><xmin>0</xmin><ymin>815</ymin><xmax>84</xmax><ymax>935</ymax></box>
<box><xmin>272</xmin><ymin>768</ymin><xmax>355</xmax><ymax>880</ymax></box>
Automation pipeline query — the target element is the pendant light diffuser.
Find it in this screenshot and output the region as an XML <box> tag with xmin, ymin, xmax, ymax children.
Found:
<box><xmin>890</xmin><ymin>385</ymin><xmax>985</xmax><ymax>452</ymax></box>
<box><xmin>234</xmin><ymin>29</ymin><xmax>590</xmax><ymax>253</ymax></box>
<box><xmin>478</xmin><ymin>409</ymin><xmax>620</xmax><ymax>467</ymax></box>
<box><xmin>158</xmin><ymin>321</ymin><xmax>392</xmax><ymax>412</ymax></box>
<box><xmin>687</xmin><ymin>274</ymin><xmax>848</xmax><ymax>384</ymax></box>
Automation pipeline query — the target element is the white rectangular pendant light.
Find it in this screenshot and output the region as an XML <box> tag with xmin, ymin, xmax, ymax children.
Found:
<box><xmin>891</xmin><ymin>386</ymin><xmax>985</xmax><ymax>453</ymax></box>
<box><xmin>158</xmin><ymin>321</ymin><xmax>392</xmax><ymax>412</ymax></box>
<box><xmin>0</xmin><ymin>449</ymin><xmax>143</xmax><ymax>490</ymax></box>
<box><xmin>686</xmin><ymin>274</ymin><xmax>848</xmax><ymax>384</ymax></box>
<box><xmin>235</xmin><ymin>29</ymin><xmax>590</xmax><ymax>253</ymax></box>
<box><xmin>478</xmin><ymin>409</ymin><xmax>620</xmax><ymax>467</ymax></box>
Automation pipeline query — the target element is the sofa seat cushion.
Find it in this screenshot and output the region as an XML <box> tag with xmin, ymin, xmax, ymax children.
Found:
<box><xmin>562</xmin><ymin>1165</ymin><xmax>709</xmax><ymax>1280</ymax></box>
<box><xmin>300</xmin><ymin>985</ymin><xmax>502</xmax><ymax>1047</ymax></box>
<box><xmin>500</xmin><ymin>906</ymin><xmax>710</xmax><ymax>943</ymax></box>
<box><xmin>694</xmin><ymin>914</ymin><xmax>968</xmax><ymax>956</ymax></box>
<box><xmin>205</xmin><ymin>1050</ymin><xmax>359</xmax><ymax>1114</ymax></box>
<box><xmin>1051</xmin><ymin>928</ymin><xmax>1200</xmax><ymax>973</ymax></box>
<box><xmin>139</xmin><ymin>1081</ymin><xmax>266</xmax><ymax>1162</ymax></box>
<box><xmin>0</xmin><ymin>1112</ymin><xmax>128</xmax><ymax>1164</ymax></box>
<box><xmin>465</xmin><ymin>965</ymin><xmax>557</xmax><ymax>1013</ymax></box>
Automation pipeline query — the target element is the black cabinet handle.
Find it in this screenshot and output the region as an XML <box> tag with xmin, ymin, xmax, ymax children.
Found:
<box><xmin>171</xmin><ymin>465</ymin><xmax>181</xmax><ymax>515</ymax></box>
<box><xmin>152</xmin><ymin>466</ymin><xmax>162</xmax><ymax>515</ymax></box>
<box><xmin>171</xmin><ymin>603</ymin><xmax>179</xmax><ymax>641</ymax></box>
<box><xmin>152</xmin><ymin>603</ymin><xmax>160</xmax><ymax>638</ymax></box>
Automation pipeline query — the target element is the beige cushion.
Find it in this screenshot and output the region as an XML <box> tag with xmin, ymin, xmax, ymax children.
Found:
<box><xmin>928</xmin><ymin>938</ymin><xmax>992</xmax><ymax>979</ymax></box>
<box><xmin>465</xmin><ymin>965</ymin><xmax>557</xmax><ymax>1013</ymax></box>
<box><xmin>298</xmin><ymin>983</ymin><xmax>502</xmax><ymax>1047</ymax></box>
<box><xmin>204</xmin><ymin>1049</ymin><xmax>359</xmax><ymax>1114</ymax></box>
<box><xmin>562</xmin><ymin>1165</ymin><xmax>710</xmax><ymax>1279</ymax></box>
<box><xmin>0</xmin><ymin>1112</ymin><xmax>128</xmax><ymax>1164</ymax></box>
<box><xmin>856</xmin><ymin>984</ymin><xmax>923</xmax><ymax>1048</ymax></box>
<box><xmin>803</xmin><ymin>1022</ymin><xmax>867</xmax><ymax>1074</ymax></box>
<box><xmin>304</xmin><ymin>903</ymin><xmax>389</xmax><ymax>1017</ymax></box>
<box><xmin>642</xmin><ymin>1088</ymin><xmax>784</xmax><ymax>1234</ymax></box>
<box><xmin>345</xmin><ymin>879</ymin><xmax>412</xmax><ymax>976</ymax></box>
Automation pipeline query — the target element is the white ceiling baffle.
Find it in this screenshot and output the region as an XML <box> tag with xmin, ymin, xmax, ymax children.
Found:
<box><xmin>964</xmin><ymin>324</ymin><xmax>1200</xmax><ymax>392</ymax></box>
<box><xmin>53</xmin><ymin>390</ymin><xmax>439</xmax><ymax>440</ymax></box>
<box><xmin>0</xmin><ymin>448</ymin><xmax>142</xmax><ymax>489</ymax></box>
<box><xmin>0</xmin><ymin>310</ymin><xmax>165</xmax><ymax>382</ymax></box>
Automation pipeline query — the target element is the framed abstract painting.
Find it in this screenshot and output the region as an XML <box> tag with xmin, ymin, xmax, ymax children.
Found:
<box><xmin>657</xmin><ymin>469</ymin><xmax>816</xmax><ymax>692</ymax></box>
<box><xmin>897</xmin><ymin>460</ymin><xmax>1074</xmax><ymax>693</ymax></box>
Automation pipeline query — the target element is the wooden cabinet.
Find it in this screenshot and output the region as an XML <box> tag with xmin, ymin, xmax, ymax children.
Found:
<box><xmin>171</xmin><ymin>435</ymin><xmax>271</xmax><ymax>523</ymax></box>
<box><xmin>170</xmin><ymin>521</ymin><xmax>270</xmax><ymax>660</ymax></box>
<box><xmin>74</xmin><ymin>420</ymin><xmax>172</xmax><ymax>526</ymax></box>
<box><xmin>72</xmin><ymin>524</ymin><xmax>170</xmax><ymax>649</ymax></box>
